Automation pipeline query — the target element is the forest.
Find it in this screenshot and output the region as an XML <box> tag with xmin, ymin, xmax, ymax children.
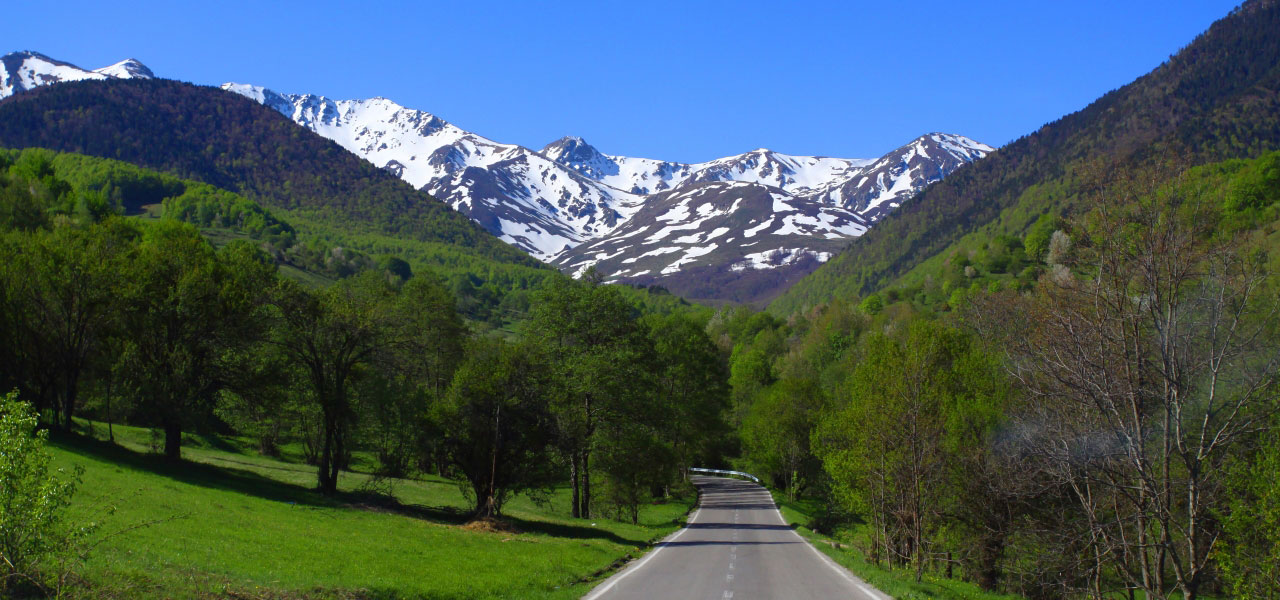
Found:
<box><xmin>722</xmin><ymin>153</ymin><xmax>1280</xmax><ymax>599</ymax></box>
<box><xmin>0</xmin><ymin>145</ymin><xmax>728</xmax><ymax>597</ymax></box>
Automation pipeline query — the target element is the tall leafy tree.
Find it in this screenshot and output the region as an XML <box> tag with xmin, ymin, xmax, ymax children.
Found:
<box><xmin>646</xmin><ymin>313</ymin><xmax>731</xmax><ymax>477</ymax></box>
<box><xmin>434</xmin><ymin>338</ymin><xmax>557</xmax><ymax>519</ymax></box>
<box><xmin>119</xmin><ymin>222</ymin><xmax>274</xmax><ymax>459</ymax></box>
<box><xmin>742</xmin><ymin>378</ymin><xmax>826</xmax><ymax>499</ymax></box>
<box><xmin>271</xmin><ymin>271</ymin><xmax>449</xmax><ymax>494</ymax></box>
<box><xmin>2</xmin><ymin>221</ymin><xmax>137</xmax><ymax>430</ymax></box>
<box><xmin>814</xmin><ymin>320</ymin><xmax>1000</xmax><ymax>582</ymax></box>
<box><xmin>524</xmin><ymin>277</ymin><xmax>653</xmax><ymax>519</ymax></box>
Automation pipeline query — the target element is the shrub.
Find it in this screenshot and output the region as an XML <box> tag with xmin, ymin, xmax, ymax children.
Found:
<box><xmin>0</xmin><ymin>391</ymin><xmax>90</xmax><ymax>595</ymax></box>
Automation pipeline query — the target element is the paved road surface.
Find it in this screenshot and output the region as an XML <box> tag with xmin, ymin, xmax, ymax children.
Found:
<box><xmin>583</xmin><ymin>475</ymin><xmax>891</xmax><ymax>599</ymax></box>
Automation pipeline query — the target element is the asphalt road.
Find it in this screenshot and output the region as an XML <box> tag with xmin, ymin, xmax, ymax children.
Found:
<box><xmin>582</xmin><ymin>475</ymin><xmax>892</xmax><ymax>600</ymax></box>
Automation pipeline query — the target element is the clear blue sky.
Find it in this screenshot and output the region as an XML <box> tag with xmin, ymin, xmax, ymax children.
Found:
<box><xmin>11</xmin><ymin>1</ymin><xmax>1240</xmax><ymax>163</ymax></box>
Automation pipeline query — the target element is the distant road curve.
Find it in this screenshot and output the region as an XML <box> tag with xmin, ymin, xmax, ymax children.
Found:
<box><xmin>583</xmin><ymin>475</ymin><xmax>891</xmax><ymax>599</ymax></box>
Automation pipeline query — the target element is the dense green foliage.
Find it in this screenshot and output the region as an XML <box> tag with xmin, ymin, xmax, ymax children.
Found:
<box><xmin>772</xmin><ymin>0</ymin><xmax>1280</xmax><ymax>314</ymax></box>
<box><xmin>435</xmin><ymin>337</ymin><xmax>559</xmax><ymax>518</ymax></box>
<box><xmin>0</xmin><ymin>144</ymin><xmax>730</xmax><ymax>595</ymax></box>
<box><xmin>721</xmin><ymin>153</ymin><xmax>1280</xmax><ymax>599</ymax></box>
<box><xmin>521</xmin><ymin>278</ymin><xmax>730</xmax><ymax>522</ymax></box>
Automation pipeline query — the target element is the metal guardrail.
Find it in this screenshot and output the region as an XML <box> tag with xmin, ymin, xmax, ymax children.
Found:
<box><xmin>688</xmin><ymin>467</ymin><xmax>761</xmax><ymax>483</ymax></box>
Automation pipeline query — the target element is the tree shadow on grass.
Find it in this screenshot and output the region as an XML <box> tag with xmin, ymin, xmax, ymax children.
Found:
<box><xmin>50</xmin><ymin>431</ymin><xmax>340</xmax><ymax>509</ymax></box>
<box><xmin>500</xmin><ymin>514</ymin><xmax>656</xmax><ymax>546</ymax></box>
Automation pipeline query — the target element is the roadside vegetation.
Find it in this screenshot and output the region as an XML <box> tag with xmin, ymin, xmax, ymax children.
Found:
<box><xmin>723</xmin><ymin>154</ymin><xmax>1280</xmax><ymax>599</ymax></box>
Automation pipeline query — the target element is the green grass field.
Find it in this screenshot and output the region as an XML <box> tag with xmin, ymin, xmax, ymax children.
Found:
<box><xmin>771</xmin><ymin>493</ymin><xmax>1022</xmax><ymax>600</ymax></box>
<box><xmin>46</xmin><ymin>421</ymin><xmax>693</xmax><ymax>599</ymax></box>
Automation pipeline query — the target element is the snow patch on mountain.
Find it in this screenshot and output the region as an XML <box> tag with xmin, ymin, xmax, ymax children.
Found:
<box><xmin>218</xmin><ymin>79</ymin><xmax>990</xmax><ymax>281</ymax></box>
<box><xmin>0</xmin><ymin>51</ymin><xmax>152</xmax><ymax>100</ymax></box>
<box><xmin>222</xmin><ymin>83</ymin><xmax>648</xmax><ymax>260</ymax></box>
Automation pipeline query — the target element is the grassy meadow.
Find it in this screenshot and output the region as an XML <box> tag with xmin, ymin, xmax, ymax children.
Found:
<box><xmin>46</xmin><ymin>421</ymin><xmax>693</xmax><ymax>599</ymax></box>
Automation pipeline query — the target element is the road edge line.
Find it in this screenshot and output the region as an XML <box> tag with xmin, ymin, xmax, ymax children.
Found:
<box><xmin>766</xmin><ymin>487</ymin><xmax>893</xmax><ymax>600</ymax></box>
<box><xmin>580</xmin><ymin>490</ymin><xmax>703</xmax><ymax>600</ymax></box>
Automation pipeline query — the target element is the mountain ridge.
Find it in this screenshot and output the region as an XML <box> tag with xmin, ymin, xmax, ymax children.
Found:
<box><xmin>0</xmin><ymin>50</ymin><xmax>993</xmax><ymax>303</ymax></box>
<box><xmin>0</xmin><ymin>77</ymin><xmax>540</xmax><ymax>272</ymax></box>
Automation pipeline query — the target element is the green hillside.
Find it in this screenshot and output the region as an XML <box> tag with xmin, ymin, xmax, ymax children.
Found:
<box><xmin>0</xmin><ymin>78</ymin><xmax>539</xmax><ymax>269</ymax></box>
<box><xmin>771</xmin><ymin>0</ymin><xmax>1280</xmax><ymax>314</ymax></box>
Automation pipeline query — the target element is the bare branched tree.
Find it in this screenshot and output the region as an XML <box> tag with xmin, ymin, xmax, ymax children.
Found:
<box><xmin>990</xmin><ymin>166</ymin><xmax>1280</xmax><ymax>600</ymax></box>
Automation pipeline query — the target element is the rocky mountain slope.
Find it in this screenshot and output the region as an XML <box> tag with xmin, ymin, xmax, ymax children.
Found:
<box><xmin>552</xmin><ymin>134</ymin><xmax>991</xmax><ymax>303</ymax></box>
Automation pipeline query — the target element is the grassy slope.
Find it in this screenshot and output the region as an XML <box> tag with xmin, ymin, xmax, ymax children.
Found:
<box><xmin>50</xmin><ymin>422</ymin><xmax>691</xmax><ymax>599</ymax></box>
<box><xmin>771</xmin><ymin>493</ymin><xmax>1021</xmax><ymax>600</ymax></box>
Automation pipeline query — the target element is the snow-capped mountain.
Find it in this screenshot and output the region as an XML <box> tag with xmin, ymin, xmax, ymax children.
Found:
<box><xmin>0</xmin><ymin>51</ymin><xmax>994</xmax><ymax>301</ymax></box>
<box><xmin>549</xmin><ymin>133</ymin><xmax>993</xmax><ymax>302</ymax></box>
<box><xmin>552</xmin><ymin>181</ymin><xmax>867</xmax><ymax>279</ymax></box>
<box><xmin>221</xmin><ymin>84</ymin><xmax>642</xmax><ymax>260</ymax></box>
<box><xmin>802</xmin><ymin>133</ymin><xmax>991</xmax><ymax>222</ymax></box>
<box><xmin>542</xmin><ymin>136</ymin><xmax>875</xmax><ymax>197</ymax></box>
<box><xmin>0</xmin><ymin>51</ymin><xmax>152</xmax><ymax>99</ymax></box>
<box><xmin>221</xmin><ymin>82</ymin><xmax>991</xmax><ymax>275</ymax></box>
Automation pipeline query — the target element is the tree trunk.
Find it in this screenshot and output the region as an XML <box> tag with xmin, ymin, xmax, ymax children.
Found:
<box><xmin>62</xmin><ymin>378</ymin><xmax>77</xmax><ymax>432</ymax></box>
<box><xmin>318</xmin><ymin>412</ymin><xmax>335</xmax><ymax>493</ymax></box>
<box><xmin>329</xmin><ymin>422</ymin><xmax>345</xmax><ymax>493</ymax></box>
<box><xmin>582</xmin><ymin>449</ymin><xmax>591</xmax><ymax>519</ymax></box>
<box><xmin>473</xmin><ymin>478</ymin><xmax>498</xmax><ymax>520</ymax></box>
<box><xmin>977</xmin><ymin>536</ymin><xmax>1002</xmax><ymax>590</ymax></box>
<box><xmin>163</xmin><ymin>418</ymin><xmax>182</xmax><ymax>460</ymax></box>
<box><xmin>106</xmin><ymin>379</ymin><xmax>114</xmax><ymax>443</ymax></box>
<box><xmin>570</xmin><ymin>451</ymin><xmax>581</xmax><ymax>519</ymax></box>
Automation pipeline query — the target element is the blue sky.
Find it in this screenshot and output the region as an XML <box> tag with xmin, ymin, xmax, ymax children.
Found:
<box><xmin>12</xmin><ymin>1</ymin><xmax>1239</xmax><ymax>163</ymax></box>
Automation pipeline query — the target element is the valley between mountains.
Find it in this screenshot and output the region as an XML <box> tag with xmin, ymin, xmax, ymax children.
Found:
<box><xmin>4</xmin><ymin>2</ymin><xmax>1280</xmax><ymax>599</ymax></box>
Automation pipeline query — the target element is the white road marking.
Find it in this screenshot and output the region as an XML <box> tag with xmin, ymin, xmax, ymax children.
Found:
<box><xmin>581</xmin><ymin>497</ymin><xmax>704</xmax><ymax>600</ymax></box>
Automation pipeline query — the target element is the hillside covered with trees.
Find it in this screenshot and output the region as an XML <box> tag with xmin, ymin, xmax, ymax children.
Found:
<box><xmin>0</xmin><ymin>146</ymin><xmax>731</xmax><ymax>596</ymax></box>
<box><xmin>0</xmin><ymin>78</ymin><xmax>539</xmax><ymax>266</ymax></box>
<box><xmin>719</xmin><ymin>135</ymin><xmax>1280</xmax><ymax>600</ymax></box>
<box><xmin>771</xmin><ymin>0</ymin><xmax>1280</xmax><ymax>314</ymax></box>
<box><xmin>4</xmin><ymin>2</ymin><xmax>1280</xmax><ymax>599</ymax></box>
